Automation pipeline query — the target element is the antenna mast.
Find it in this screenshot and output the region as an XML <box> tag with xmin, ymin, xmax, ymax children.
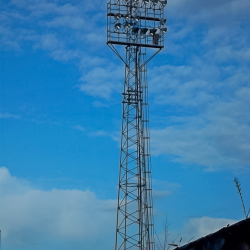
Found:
<box><xmin>107</xmin><ymin>1</ymin><xmax>167</xmax><ymax>249</ymax></box>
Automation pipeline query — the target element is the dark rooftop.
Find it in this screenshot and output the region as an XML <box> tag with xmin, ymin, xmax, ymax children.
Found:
<box><xmin>174</xmin><ymin>218</ymin><xmax>250</xmax><ymax>250</ymax></box>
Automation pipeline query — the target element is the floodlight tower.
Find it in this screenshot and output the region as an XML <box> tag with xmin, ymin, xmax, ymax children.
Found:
<box><xmin>107</xmin><ymin>1</ymin><xmax>167</xmax><ymax>250</ymax></box>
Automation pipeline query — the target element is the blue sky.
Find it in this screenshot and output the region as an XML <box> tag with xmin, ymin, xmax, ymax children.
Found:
<box><xmin>0</xmin><ymin>0</ymin><xmax>250</xmax><ymax>249</ymax></box>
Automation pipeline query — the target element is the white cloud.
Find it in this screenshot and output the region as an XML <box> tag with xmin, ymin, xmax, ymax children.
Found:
<box><xmin>0</xmin><ymin>167</ymin><xmax>116</xmax><ymax>249</ymax></box>
<box><xmin>45</xmin><ymin>15</ymin><xmax>85</xmax><ymax>29</ymax></box>
<box><xmin>78</xmin><ymin>65</ymin><xmax>123</xmax><ymax>99</ymax></box>
<box><xmin>1</xmin><ymin>0</ymin><xmax>106</xmax><ymax>54</ymax></box>
<box><xmin>148</xmin><ymin>64</ymin><xmax>217</xmax><ymax>107</ymax></box>
<box><xmin>50</xmin><ymin>48</ymin><xmax>80</xmax><ymax>61</ymax></box>
<box><xmin>169</xmin><ymin>0</ymin><xmax>250</xmax><ymax>24</ymax></box>
<box><xmin>73</xmin><ymin>125</ymin><xmax>85</xmax><ymax>131</ymax></box>
<box><xmin>151</xmin><ymin>120</ymin><xmax>250</xmax><ymax>171</ymax></box>
<box><xmin>148</xmin><ymin>60</ymin><xmax>250</xmax><ymax>170</ymax></box>
<box><xmin>89</xmin><ymin>130</ymin><xmax>120</xmax><ymax>142</ymax></box>
<box><xmin>0</xmin><ymin>112</ymin><xmax>21</xmax><ymax>119</ymax></box>
<box><xmin>165</xmin><ymin>0</ymin><xmax>250</xmax><ymax>60</ymax></box>
<box><xmin>36</xmin><ymin>33</ymin><xmax>62</xmax><ymax>50</ymax></box>
<box><xmin>0</xmin><ymin>167</ymin><xmax>176</xmax><ymax>249</ymax></box>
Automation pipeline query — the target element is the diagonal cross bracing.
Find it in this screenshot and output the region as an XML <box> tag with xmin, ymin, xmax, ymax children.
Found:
<box><xmin>115</xmin><ymin>46</ymin><xmax>154</xmax><ymax>250</ymax></box>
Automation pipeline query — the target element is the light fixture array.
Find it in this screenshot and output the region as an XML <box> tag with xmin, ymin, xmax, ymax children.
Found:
<box><xmin>115</xmin><ymin>0</ymin><xmax>168</xmax><ymax>7</ymax></box>
<box><xmin>107</xmin><ymin>0</ymin><xmax>167</xmax><ymax>48</ymax></box>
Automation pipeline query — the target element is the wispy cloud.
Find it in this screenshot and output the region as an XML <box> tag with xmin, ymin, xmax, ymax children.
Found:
<box><xmin>0</xmin><ymin>0</ymin><xmax>118</xmax><ymax>99</ymax></box>
<box><xmin>73</xmin><ymin>125</ymin><xmax>85</xmax><ymax>132</ymax></box>
<box><xmin>1</xmin><ymin>0</ymin><xmax>105</xmax><ymax>52</ymax></box>
<box><xmin>0</xmin><ymin>112</ymin><xmax>21</xmax><ymax>119</ymax></box>
<box><xmin>89</xmin><ymin>130</ymin><xmax>120</xmax><ymax>142</ymax></box>
<box><xmin>144</xmin><ymin>0</ymin><xmax>250</xmax><ymax>171</ymax></box>
<box><xmin>148</xmin><ymin>62</ymin><xmax>250</xmax><ymax>170</ymax></box>
<box><xmin>151</xmin><ymin>122</ymin><xmax>250</xmax><ymax>171</ymax></box>
<box><xmin>1</xmin><ymin>0</ymin><xmax>249</xmax><ymax>172</ymax></box>
<box><xmin>78</xmin><ymin>65</ymin><xmax>123</xmax><ymax>99</ymax></box>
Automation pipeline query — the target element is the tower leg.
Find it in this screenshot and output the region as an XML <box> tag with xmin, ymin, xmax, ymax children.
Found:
<box><xmin>115</xmin><ymin>46</ymin><xmax>154</xmax><ymax>250</ymax></box>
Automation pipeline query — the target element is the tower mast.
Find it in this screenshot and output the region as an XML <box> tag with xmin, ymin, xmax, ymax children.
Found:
<box><xmin>107</xmin><ymin>1</ymin><xmax>167</xmax><ymax>249</ymax></box>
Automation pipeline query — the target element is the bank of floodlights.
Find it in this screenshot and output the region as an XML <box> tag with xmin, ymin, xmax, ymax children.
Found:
<box><xmin>107</xmin><ymin>0</ymin><xmax>168</xmax><ymax>48</ymax></box>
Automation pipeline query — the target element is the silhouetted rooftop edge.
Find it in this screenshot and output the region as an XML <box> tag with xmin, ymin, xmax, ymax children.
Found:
<box><xmin>174</xmin><ymin>218</ymin><xmax>250</xmax><ymax>250</ymax></box>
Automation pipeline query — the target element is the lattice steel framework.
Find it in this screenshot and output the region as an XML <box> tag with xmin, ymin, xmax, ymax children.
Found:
<box><xmin>107</xmin><ymin>1</ymin><xmax>167</xmax><ymax>250</ymax></box>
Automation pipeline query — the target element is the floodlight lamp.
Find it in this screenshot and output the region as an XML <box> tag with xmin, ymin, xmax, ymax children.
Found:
<box><xmin>149</xmin><ymin>28</ymin><xmax>157</xmax><ymax>36</ymax></box>
<box><xmin>124</xmin><ymin>22</ymin><xmax>131</xmax><ymax>30</ymax></box>
<box><xmin>134</xmin><ymin>15</ymin><xmax>140</xmax><ymax>22</ymax></box>
<box><xmin>132</xmin><ymin>27</ymin><xmax>139</xmax><ymax>34</ymax></box>
<box><xmin>160</xmin><ymin>0</ymin><xmax>167</xmax><ymax>7</ymax></box>
<box><xmin>114</xmin><ymin>13</ymin><xmax>122</xmax><ymax>20</ymax></box>
<box><xmin>140</xmin><ymin>28</ymin><xmax>148</xmax><ymax>36</ymax></box>
<box><xmin>115</xmin><ymin>23</ymin><xmax>122</xmax><ymax>30</ymax></box>
<box><xmin>161</xmin><ymin>27</ymin><xmax>167</xmax><ymax>34</ymax></box>
<box><xmin>133</xmin><ymin>0</ymin><xmax>139</xmax><ymax>3</ymax></box>
<box><xmin>151</xmin><ymin>0</ymin><xmax>159</xmax><ymax>5</ymax></box>
<box><xmin>159</xmin><ymin>18</ymin><xmax>166</xmax><ymax>25</ymax></box>
<box><xmin>124</xmin><ymin>14</ymin><xmax>131</xmax><ymax>21</ymax></box>
<box><xmin>142</xmin><ymin>0</ymin><xmax>149</xmax><ymax>5</ymax></box>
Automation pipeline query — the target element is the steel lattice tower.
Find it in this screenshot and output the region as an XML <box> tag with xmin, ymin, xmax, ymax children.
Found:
<box><xmin>107</xmin><ymin>1</ymin><xmax>167</xmax><ymax>250</ymax></box>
